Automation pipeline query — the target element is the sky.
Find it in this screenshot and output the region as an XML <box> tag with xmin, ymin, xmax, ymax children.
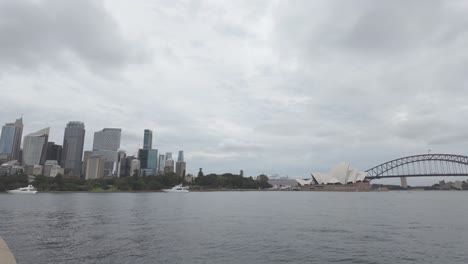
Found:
<box><xmin>1</xmin><ymin>0</ymin><xmax>468</xmax><ymax>184</ymax></box>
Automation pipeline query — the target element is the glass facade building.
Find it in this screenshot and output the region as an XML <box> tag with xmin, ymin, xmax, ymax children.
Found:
<box><xmin>22</xmin><ymin>127</ymin><xmax>49</xmax><ymax>166</ymax></box>
<box><xmin>138</xmin><ymin>149</ymin><xmax>158</xmax><ymax>175</ymax></box>
<box><xmin>143</xmin><ymin>129</ymin><xmax>152</xmax><ymax>149</ymax></box>
<box><xmin>177</xmin><ymin>150</ymin><xmax>184</xmax><ymax>162</ymax></box>
<box><xmin>61</xmin><ymin>121</ymin><xmax>85</xmax><ymax>177</ymax></box>
<box><xmin>0</xmin><ymin>118</ymin><xmax>23</xmax><ymax>161</ymax></box>
<box><xmin>46</xmin><ymin>142</ymin><xmax>62</xmax><ymax>163</ymax></box>
<box><xmin>0</xmin><ymin>126</ymin><xmax>15</xmax><ymax>156</ymax></box>
<box><xmin>92</xmin><ymin>128</ymin><xmax>121</xmax><ymax>176</ymax></box>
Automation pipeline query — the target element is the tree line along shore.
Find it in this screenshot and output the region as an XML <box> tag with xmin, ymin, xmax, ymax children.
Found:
<box><xmin>0</xmin><ymin>172</ymin><xmax>272</xmax><ymax>192</ymax></box>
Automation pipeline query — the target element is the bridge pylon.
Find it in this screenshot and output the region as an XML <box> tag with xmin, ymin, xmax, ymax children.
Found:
<box><xmin>400</xmin><ymin>177</ymin><xmax>408</xmax><ymax>189</ymax></box>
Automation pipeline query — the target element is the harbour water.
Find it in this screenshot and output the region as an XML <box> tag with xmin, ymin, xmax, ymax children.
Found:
<box><xmin>1</xmin><ymin>191</ymin><xmax>468</xmax><ymax>264</ymax></box>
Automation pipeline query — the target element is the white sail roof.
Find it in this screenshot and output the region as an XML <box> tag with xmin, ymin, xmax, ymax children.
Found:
<box><xmin>310</xmin><ymin>163</ymin><xmax>368</xmax><ymax>185</ymax></box>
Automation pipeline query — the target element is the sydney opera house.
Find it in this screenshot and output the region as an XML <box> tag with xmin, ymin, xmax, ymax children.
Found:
<box><xmin>296</xmin><ymin>162</ymin><xmax>371</xmax><ymax>191</ymax></box>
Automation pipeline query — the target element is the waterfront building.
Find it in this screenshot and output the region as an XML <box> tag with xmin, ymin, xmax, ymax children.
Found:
<box><xmin>46</xmin><ymin>142</ymin><xmax>62</xmax><ymax>163</ymax></box>
<box><xmin>0</xmin><ymin>118</ymin><xmax>23</xmax><ymax>162</ymax></box>
<box><xmin>143</xmin><ymin>129</ymin><xmax>152</xmax><ymax>149</ymax></box>
<box><xmin>61</xmin><ymin>121</ymin><xmax>85</xmax><ymax>177</ymax></box>
<box><xmin>175</xmin><ymin>161</ymin><xmax>186</xmax><ymax>177</ymax></box>
<box><xmin>130</xmin><ymin>159</ymin><xmax>141</xmax><ymax>176</ymax></box>
<box><xmin>138</xmin><ymin>148</ymin><xmax>158</xmax><ymax>175</ymax></box>
<box><xmin>0</xmin><ymin>160</ymin><xmax>20</xmax><ymax>176</ymax></box>
<box><xmin>92</xmin><ymin>128</ymin><xmax>121</xmax><ymax>176</ymax></box>
<box><xmin>308</xmin><ymin>162</ymin><xmax>368</xmax><ymax>185</ymax></box>
<box><xmin>22</xmin><ymin>127</ymin><xmax>49</xmax><ymax>166</ymax></box>
<box><xmin>164</xmin><ymin>159</ymin><xmax>174</xmax><ymax>173</ymax></box>
<box><xmin>268</xmin><ymin>175</ymin><xmax>299</xmax><ymax>188</ymax></box>
<box><xmin>23</xmin><ymin>164</ymin><xmax>44</xmax><ymax>176</ymax></box>
<box><xmin>43</xmin><ymin>160</ymin><xmax>64</xmax><ymax>177</ymax></box>
<box><xmin>32</xmin><ymin>165</ymin><xmax>44</xmax><ymax>176</ymax></box>
<box><xmin>85</xmin><ymin>155</ymin><xmax>105</xmax><ymax>179</ymax></box>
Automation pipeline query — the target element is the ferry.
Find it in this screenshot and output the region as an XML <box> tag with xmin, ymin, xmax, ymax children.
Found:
<box><xmin>162</xmin><ymin>184</ymin><xmax>189</xmax><ymax>193</ymax></box>
<box><xmin>7</xmin><ymin>185</ymin><xmax>38</xmax><ymax>194</ymax></box>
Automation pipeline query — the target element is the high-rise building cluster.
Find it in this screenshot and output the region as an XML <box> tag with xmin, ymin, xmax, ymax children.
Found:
<box><xmin>0</xmin><ymin>117</ymin><xmax>187</xmax><ymax>179</ymax></box>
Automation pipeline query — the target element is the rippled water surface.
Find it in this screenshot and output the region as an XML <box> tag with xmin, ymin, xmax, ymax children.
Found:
<box><xmin>1</xmin><ymin>191</ymin><xmax>468</xmax><ymax>264</ymax></box>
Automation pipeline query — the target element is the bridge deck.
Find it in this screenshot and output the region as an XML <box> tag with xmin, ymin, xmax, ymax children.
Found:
<box><xmin>367</xmin><ymin>173</ymin><xmax>468</xmax><ymax>179</ymax></box>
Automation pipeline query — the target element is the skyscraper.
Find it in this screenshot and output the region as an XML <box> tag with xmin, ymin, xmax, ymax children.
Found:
<box><xmin>175</xmin><ymin>161</ymin><xmax>186</xmax><ymax>177</ymax></box>
<box><xmin>138</xmin><ymin>148</ymin><xmax>158</xmax><ymax>176</ymax></box>
<box><xmin>82</xmin><ymin>150</ymin><xmax>93</xmax><ymax>178</ymax></box>
<box><xmin>22</xmin><ymin>127</ymin><xmax>49</xmax><ymax>166</ymax></box>
<box><xmin>92</xmin><ymin>128</ymin><xmax>121</xmax><ymax>176</ymax></box>
<box><xmin>46</xmin><ymin>142</ymin><xmax>62</xmax><ymax>163</ymax></box>
<box><xmin>157</xmin><ymin>154</ymin><xmax>165</xmax><ymax>175</ymax></box>
<box><xmin>93</xmin><ymin>128</ymin><xmax>121</xmax><ymax>152</ymax></box>
<box><xmin>176</xmin><ymin>150</ymin><xmax>186</xmax><ymax>177</ymax></box>
<box><xmin>164</xmin><ymin>159</ymin><xmax>175</xmax><ymax>173</ymax></box>
<box><xmin>143</xmin><ymin>129</ymin><xmax>152</xmax><ymax>149</ymax></box>
<box><xmin>61</xmin><ymin>121</ymin><xmax>85</xmax><ymax>177</ymax></box>
<box><xmin>85</xmin><ymin>155</ymin><xmax>105</xmax><ymax>179</ymax></box>
<box><xmin>0</xmin><ymin>118</ymin><xmax>23</xmax><ymax>162</ymax></box>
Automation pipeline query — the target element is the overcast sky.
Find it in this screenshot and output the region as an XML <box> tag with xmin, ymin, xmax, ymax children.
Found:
<box><xmin>1</xmin><ymin>0</ymin><xmax>468</xmax><ymax>184</ymax></box>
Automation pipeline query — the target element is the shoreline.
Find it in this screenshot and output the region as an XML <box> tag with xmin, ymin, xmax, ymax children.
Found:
<box><xmin>2</xmin><ymin>188</ymin><xmax>465</xmax><ymax>193</ymax></box>
<box><xmin>0</xmin><ymin>238</ymin><xmax>17</xmax><ymax>264</ymax></box>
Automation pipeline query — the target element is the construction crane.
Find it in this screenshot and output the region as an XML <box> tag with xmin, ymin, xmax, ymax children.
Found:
<box><xmin>133</xmin><ymin>144</ymin><xmax>140</xmax><ymax>157</ymax></box>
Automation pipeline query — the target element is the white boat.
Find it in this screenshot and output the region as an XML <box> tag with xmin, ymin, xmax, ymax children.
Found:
<box><xmin>162</xmin><ymin>184</ymin><xmax>189</xmax><ymax>193</ymax></box>
<box><xmin>7</xmin><ymin>185</ymin><xmax>38</xmax><ymax>194</ymax></box>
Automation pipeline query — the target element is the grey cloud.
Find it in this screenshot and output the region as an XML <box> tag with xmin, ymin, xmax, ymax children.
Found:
<box><xmin>341</xmin><ymin>0</ymin><xmax>443</xmax><ymax>54</ymax></box>
<box><xmin>0</xmin><ymin>0</ymin><xmax>147</xmax><ymax>72</ymax></box>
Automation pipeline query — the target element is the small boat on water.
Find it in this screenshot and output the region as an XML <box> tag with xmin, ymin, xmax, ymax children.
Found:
<box><xmin>7</xmin><ymin>185</ymin><xmax>38</xmax><ymax>194</ymax></box>
<box><xmin>162</xmin><ymin>184</ymin><xmax>189</xmax><ymax>193</ymax></box>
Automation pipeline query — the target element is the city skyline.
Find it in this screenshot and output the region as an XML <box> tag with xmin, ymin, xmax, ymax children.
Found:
<box><xmin>1</xmin><ymin>1</ymin><xmax>468</xmax><ymax>183</ymax></box>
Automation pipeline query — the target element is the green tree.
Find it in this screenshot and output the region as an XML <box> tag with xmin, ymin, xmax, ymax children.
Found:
<box><xmin>257</xmin><ymin>174</ymin><xmax>271</xmax><ymax>189</ymax></box>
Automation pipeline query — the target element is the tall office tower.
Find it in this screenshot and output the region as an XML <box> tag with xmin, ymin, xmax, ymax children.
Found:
<box><xmin>130</xmin><ymin>159</ymin><xmax>141</xmax><ymax>176</ymax></box>
<box><xmin>157</xmin><ymin>154</ymin><xmax>165</xmax><ymax>175</ymax></box>
<box><xmin>164</xmin><ymin>159</ymin><xmax>175</xmax><ymax>174</ymax></box>
<box><xmin>0</xmin><ymin>118</ymin><xmax>23</xmax><ymax>162</ymax></box>
<box><xmin>61</xmin><ymin>121</ymin><xmax>85</xmax><ymax>177</ymax></box>
<box><xmin>175</xmin><ymin>150</ymin><xmax>186</xmax><ymax>177</ymax></box>
<box><xmin>92</xmin><ymin>128</ymin><xmax>121</xmax><ymax>176</ymax></box>
<box><xmin>138</xmin><ymin>148</ymin><xmax>158</xmax><ymax>176</ymax></box>
<box><xmin>22</xmin><ymin>127</ymin><xmax>49</xmax><ymax>165</ymax></box>
<box><xmin>177</xmin><ymin>150</ymin><xmax>184</xmax><ymax>162</ymax></box>
<box><xmin>175</xmin><ymin>161</ymin><xmax>186</xmax><ymax>177</ymax></box>
<box><xmin>120</xmin><ymin>155</ymin><xmax>137</xmax><ymax>177</ymax></box>
<box><xmin>85</xmin><ymin>155</ymin><xmax>105</xmax><ymax>179</ymax></box>
<box><xmin>81</xmin><ymin>151</ymin><xmax>93</xmax><ymax>178</ymax></box>
<box><xmin>165</xmin><ymin>152</ymin><xmax>172</xmax><ymax>161</ymax></box>
<box><xmin>116</xmin><ymin>150</ymin><xmax>126</xmax><ymax>178</ymax></box>
<box><xmin>46</xmin><ymin>142</ymin><xmax>62</xmax><ymax>163</ymax></box>
<box><xmin>143</xmin><ymin>129</ymin><xmax>152</xmax><ymax>150</ymax></box>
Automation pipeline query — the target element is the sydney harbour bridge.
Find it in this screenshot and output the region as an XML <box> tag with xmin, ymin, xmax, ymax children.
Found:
<box><xmin>365</xmin><ymin>154</ymin><xmax>468</xmax><ymax>187</ymax></box>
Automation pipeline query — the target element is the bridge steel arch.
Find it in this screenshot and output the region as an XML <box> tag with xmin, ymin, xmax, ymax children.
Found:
<box><xmin>365</xmin><ymin>154</ymin><xmax>468</xmax><ymax>179</ymax></box>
